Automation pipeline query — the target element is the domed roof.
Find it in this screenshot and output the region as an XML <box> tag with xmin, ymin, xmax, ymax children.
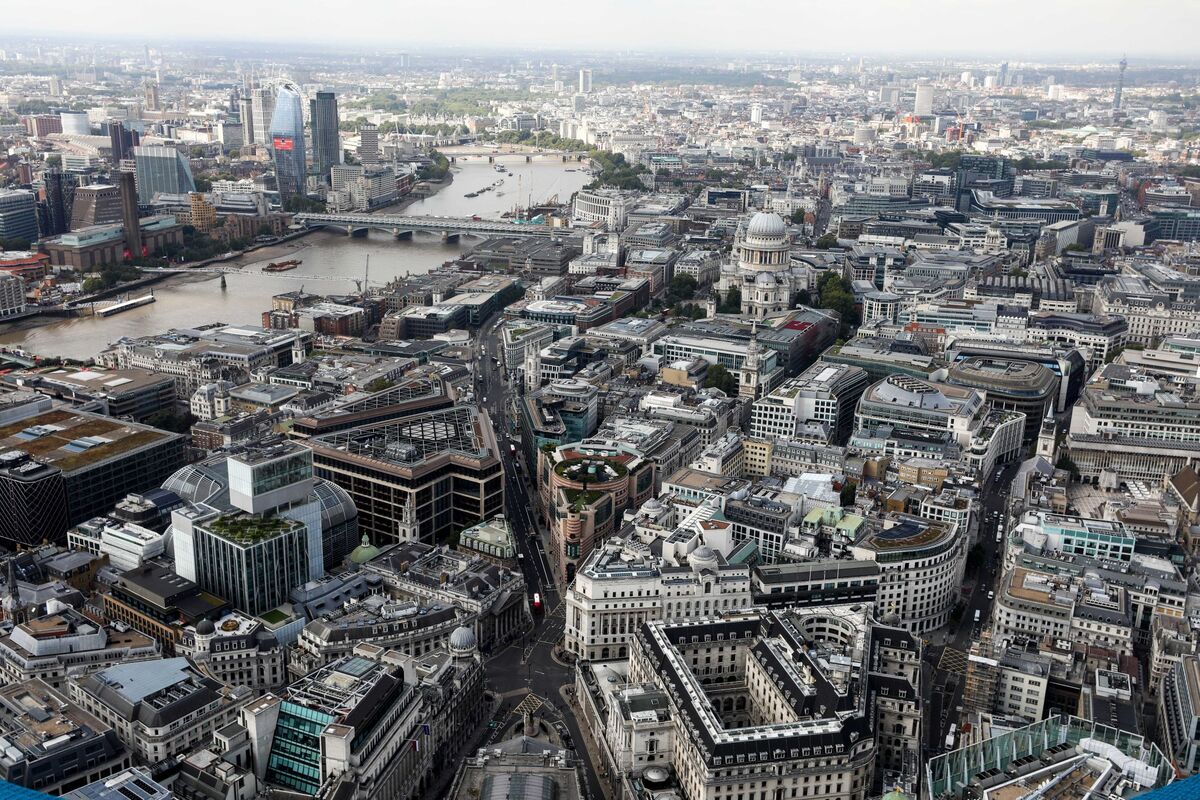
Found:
<box><xmin>746</xmin><ymin>211</ymin><xmax>787</xmax><ymax>239</ymax></box>
<box><xmin>349</xmin><ymin>534</ymin><xmax>381</xmax><ymax>565</ymax></box>
<box><xmin>754</xmin><ymin>271</ymin><xmax>778</xmax><ymax>287</ymax></box>
<box><xmin>196</xmin><ymin>618</ymin><xmax>216</xmax><ymax>635</ymax></box>
<box><xmin>449</xmin><ymin>625</ymin><xmax>477</xmax><ymax>652</ymax></box>
<box><xmin>692</xmin><ymin>545</ymin><xmax>716</xmax><ymax>561</ymax></box>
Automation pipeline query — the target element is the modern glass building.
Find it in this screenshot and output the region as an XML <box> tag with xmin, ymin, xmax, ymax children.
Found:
<box><xmin>309</xmin><ymin>91</ymin><xmax>340</xmax><ymax>183</ymax></box>
<box><xmin>0</xmin><ymin>189</ymin><xmax>39</xmax><ymax>243</ymax></box>
<box><xmin>270</xmin><ymin>82</ymin><xmax>306</xmax><ymax>203</ymax></box>
<box><xmin>132</xmin><ymin>145</ymin><xmax>195</xmax><ymax>203</ymax></box>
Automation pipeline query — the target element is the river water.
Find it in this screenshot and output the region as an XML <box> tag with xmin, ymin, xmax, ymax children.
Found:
<box><xmin>0</xmin><ymin>156</ymin><xmax>589</xmax><ymax>361</ymax></box>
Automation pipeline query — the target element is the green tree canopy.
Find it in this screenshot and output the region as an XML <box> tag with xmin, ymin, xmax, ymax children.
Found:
<box><xmin>704</xmin><ymin>363</ymin><xmax>737</xmax><ymax>396</ymax></box>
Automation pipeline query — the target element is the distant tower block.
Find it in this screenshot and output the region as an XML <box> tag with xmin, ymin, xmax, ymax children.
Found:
<box><xmin>1113</xmin><ymin>56</ymin><xmax>1127</xmax><ymax>110</ymax></box>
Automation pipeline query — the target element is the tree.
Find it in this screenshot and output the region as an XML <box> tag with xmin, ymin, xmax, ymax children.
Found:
<box><xmin>194</xmin><ymin>177</ymin><xmax>213</xmax><ymax>192</ymax></box>
<box><xmin>44</xmin><ymin>154</ymin><xmax>61</xmax><ymax>168</ymax></box>
<box><xmin>816</xmin><ymin>272</ymin><xmax>858</xmax><ymax>335</ymax></box>
<box><xmin>667</xmin><ymin>274</ymin><xmax>697</xmax><ymax>302</ymax></box>
<box><xmin>815</xmin><ymin>232</ymin><xmax>839</xmax><ymax>249</ymax></box>
<box><xmin>717</xmin><ymin>287</ymin><xmax>741</xmax><ymax>314</ymax></box>
<box><xmin>704</xmin><ymin>363</ymin><xmax>737</xmax><ymax>396</ymax></box>
<box><xmin>839</xmin><ymin>482</ymin><xmax>857</xmax><ymax>507</ymax></box>
<box><xmin>81</xmin><ymin>277</ymin><xmax>105</xmax><ymax>293</ymax></box>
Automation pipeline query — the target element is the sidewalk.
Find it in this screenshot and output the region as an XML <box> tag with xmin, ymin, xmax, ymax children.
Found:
<box><xmin>560</xmin><ymin>685</ymin><xmax>615</xmax><ymax>800</ymax></box>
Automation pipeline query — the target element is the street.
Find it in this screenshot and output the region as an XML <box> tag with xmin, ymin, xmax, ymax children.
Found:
<box><xmin>471</xmin><ymin>313</ymin><xmax>606</xmax><ymax>800</ymax></box>
<box><xmin>921</xmin><ymin>459</ymin><xmax>1020</xmax><ymax>757</ymax></box>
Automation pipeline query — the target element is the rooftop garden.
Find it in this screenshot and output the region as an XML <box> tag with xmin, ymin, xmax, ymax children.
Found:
<box><xmin>208</xmin><ymin>514</ymin><xmax>298</xmax><ymax>545</ymax></box>
<box><xmin>554</xmin><ymin>457</ymin><xmax>628</xmax><ymax>483</ymax></box>
<box><xmin>562</xmin><ymin>487</ymin><xmax>605</xmax><ymax>512</ymax></box>
<box><xmin>260</xmin><ymin>609</ymin><xmax>290</xmax><ymax>626</ymax></box>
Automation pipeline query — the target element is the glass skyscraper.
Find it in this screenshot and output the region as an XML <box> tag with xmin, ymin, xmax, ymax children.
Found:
<box><xmin>270</xmin><ymin>82</ymin><xmax>307</xmax><ymax>204</ymax></box>
<box><xmin>132</xmin><ymin>145</ymin><xmax>195</xmax><ymax>203</ymax></box>
<box><xmin>309</xmin><ymin>91</ymin><xmax>340</xmax><ymax>183</ymax></box>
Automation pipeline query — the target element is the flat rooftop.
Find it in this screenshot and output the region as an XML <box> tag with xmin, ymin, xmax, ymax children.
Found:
<box><xmin>0</xmin><ymin>408</ymin><xmax>176</xmax><ymax>473</ymax></box>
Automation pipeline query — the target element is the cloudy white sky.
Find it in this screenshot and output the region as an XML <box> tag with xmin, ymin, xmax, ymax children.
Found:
<box><xmin>11</xmin><ymin>0</ymin><xmax>1200</xmax><ymax>58</ymax></box>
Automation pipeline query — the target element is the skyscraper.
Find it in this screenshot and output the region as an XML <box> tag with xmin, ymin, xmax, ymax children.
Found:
<box><xmin>309</xmin><ymin>91</ymin><xmax>340</xmax><ymax>182</ymax></box>
<box><xmin>250</xmin><ymin>85</ymin><xmax>276</xmax><ymax>146</ymax></box>
<box><xmin>39</xmin><ymin>170</ymin><xmax>76</xmax><ymax>237</ymax></box>
<box><xmin>358</xmin><ymin>123</ymin><xmax>379</xmax><ymax>166</ymax></box>
<box><xmin>133</xmin><ymin>145</ymin><xmax>195</xmax><ymax>203</ymax></box>
<box><xmin>578</xmin><ymin>68</ymin><xmax>592</xmax><ymax>94</ymax></box>
<box><xmin>119</xmin><ymin>170</ymin><xmax>142</xmax><ymax>259</ymax></box>
<box><xmin>107</xmin><ymin>121</ymin><xmax>139</xmax><ymax>166</ymax></box>
<box><xmin>914</xmin><ymin>79</ymin><xmax>934</xmax><ymax>116</ymax></box>
<box><xmin>270</xmin><ymin>82</ymin><xmax>306</xmax><ymax>204</ymax></box>
<box><xmin>238</xmin><ymin>95</ymin><xmax>254</xmax><ymax>145</ymax></box>
<box><xmin>0</xmin><ymin>190</ymin><xmax>39</xmax><ymax>244</ymax></box>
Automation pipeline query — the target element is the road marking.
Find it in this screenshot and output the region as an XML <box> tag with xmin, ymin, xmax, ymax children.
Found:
<box><xmin>938</xmin><ymin>647</ymin><xmax>969</xmax><ymax>674</ymax></box>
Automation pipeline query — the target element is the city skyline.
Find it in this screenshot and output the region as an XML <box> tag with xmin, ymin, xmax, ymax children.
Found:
<box><xmin>1</xmin><ymin>0</ymin><xmax>1197</xmax><ymax>59</ymax></box>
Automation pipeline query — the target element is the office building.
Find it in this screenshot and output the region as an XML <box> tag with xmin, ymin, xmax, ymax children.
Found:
<box><xmin>854</xmin><ymin>374</ymin><xmax>1024</xmax><ymax>476</ymax></box>
<box><xmin>246</xmin><ymin>639</ymin><xmax>483</xmax><ymax>799</ymax></box>
<box><xmin>914</xmin><ymin>79</ymin><xmax>934</xmax><ymax>116</ymax></box>
<box><xmin>171</xmin><ymin>443</ymin><xmax>329</xmax><ymax>615</ymax></box>
<box><xmin>100</xmin><ymin>563</ymin><xmax>229</xmax><ymax>655</ymax></box>
<box><xmin>250</xmin><ymin>85</ymin><xmax>276</xmax><ymax>146</ymax></box>
<box><xmin>270</xmin><ymin>82</ymin><xmax>306</xmax><ymax>203</ymax></box>
<box><xmin>0</xmin><ymin>405</ymin><xmax>185</xmax><ymax>548</ymax></box>
<box><xmin>106</xmin><ymin>122</ymin><xmax>138</xmax><ymax>166</ymax></box>
<box><xmin>63</xmin><ymin>767</ymin><xmax>171</xmax><ymax>800</ymax></box>
<box><xmin>238</xmin><ymin>95</ymin><xmax>255</xmax><ymax>144</ymax></box>
<box><xmin>0</xmin><ymin>273</ymin><xmax>27</xmax><ymax>321</ymax></box>
<box><xmin>0</xmin><ymin>189</ymin><xmax>39</xmax><ymax>244</ymax></box>
<box><xmin>945</xmin><ymin>357</ymin><xmax>1058</xmax><ymax>444</ymax></box>
<box><xmin>308</xmin><ymin>406</ymin><xmax>504</xmax><ymax>546</ymax></box>
<box><xmin>358</xmin><ymin>122</ymin><xmax>379</xmax><ymax>166</ymax></box>
<box><xmin>538</xmin><ymin>439</ymin><xmax>655</xmax><ymax>581</ymax></box>
<box><xmin>1067</xmin><ymin>364</ymin><xmax>1200</xmax><ymax>484</ymax></box>
<box><xmin>750</xmin><ymin>360</ymin><xmax>869</xmax><ymax>444</ymax></box>
<box><xmin>0</xmin><ymin>608</ymin><xmax>158</xmax><ymax>690</ymax></box>
<box><xmin>177</xmin><ymin>611</ymin><xmax>287</xmax><ymax>693</ymax></box>
<box><xmin>70</xmin><ymin>658</ymin><xmax>252</xmax><ymax>765</ymax></box>
<box><xmin>361</xmin><ymin>542</ymin><xmax>529</xmax><ymax>650</ymax></box>
<box><xmin>39</xmin><ymin>170</ymin><xmax>75</xmax><ymax>238</ymax></box>
<box><xmin>849</xmin><ymin>516</ymin><xmax>963</xmax><ymax>633</ymax></box>
<box><xmin>578</xmin><ymin>67</ymin><xmax>592</xmax><ymax>94</ymax></box>
<box><xmin>133</xmin><ymin>145</ymin><xmax>195</xmax><ymax>203</ymax></box>
<box><xmin>564</xmin><ymin>535</ymin><xmax>752</xmax><ymax>661</ymax></box>
<box><xmin>1160</xmin><ymin>654</ymin><xmax>1200</xmax><ymax>776</ymax></box>
<box><xmin>0</xmin><ymin>678</ymin><xmax>130</xmax><ymax>794</ymax></box>
<box><xmin>309</xmin><ymin>91</ymin><xmax>340</xmax><ymax>181</ymax></box>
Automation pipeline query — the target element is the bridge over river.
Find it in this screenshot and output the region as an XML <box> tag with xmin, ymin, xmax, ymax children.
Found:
<box><xmin>293</xmin><ymin>213</ymin><xmax>567</xmax><ymax>240</ymax></box>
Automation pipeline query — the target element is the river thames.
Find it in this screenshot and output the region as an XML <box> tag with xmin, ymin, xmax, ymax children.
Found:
<box><xmin>0</xmin><ymin>155</ymin><xmax>589</xmax><ymax>361</ymax></box>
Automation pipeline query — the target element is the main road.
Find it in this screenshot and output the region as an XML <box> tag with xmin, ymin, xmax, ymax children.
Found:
<box><xmin>470</xmin><ymin>312</ymin><xmax>606</xmax><ymax>800</ymax></box>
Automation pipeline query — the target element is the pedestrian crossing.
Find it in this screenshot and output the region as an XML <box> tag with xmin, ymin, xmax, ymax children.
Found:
<box><xmin>513</xmin><ymin>692</ymin><xmax>544</xmax><ymax>717</ymax></box>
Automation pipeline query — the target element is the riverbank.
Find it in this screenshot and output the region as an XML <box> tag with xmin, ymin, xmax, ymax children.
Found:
<box><xmin>372</xmin><ymin>170</ymin><xmax>454</xmax><ymax>215</ymax></box>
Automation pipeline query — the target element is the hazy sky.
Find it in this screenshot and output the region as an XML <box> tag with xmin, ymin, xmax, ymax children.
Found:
<box><xmin>12</xmin><ymin>0</ymin><xmax>1200</xmax><ymax>58</ymax></box>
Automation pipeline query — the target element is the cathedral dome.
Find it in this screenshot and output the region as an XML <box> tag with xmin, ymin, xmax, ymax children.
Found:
<box><xmin>746</xmin><ymin>211</ymin><xmax>787</xmax><ymax>239</ymax></box>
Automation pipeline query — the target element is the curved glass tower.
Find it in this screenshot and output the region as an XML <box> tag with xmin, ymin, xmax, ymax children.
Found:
<box><xmin>270</xmin><ymin>82</ymin><xmax>306</xmax><ymax>203</ymax></box>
